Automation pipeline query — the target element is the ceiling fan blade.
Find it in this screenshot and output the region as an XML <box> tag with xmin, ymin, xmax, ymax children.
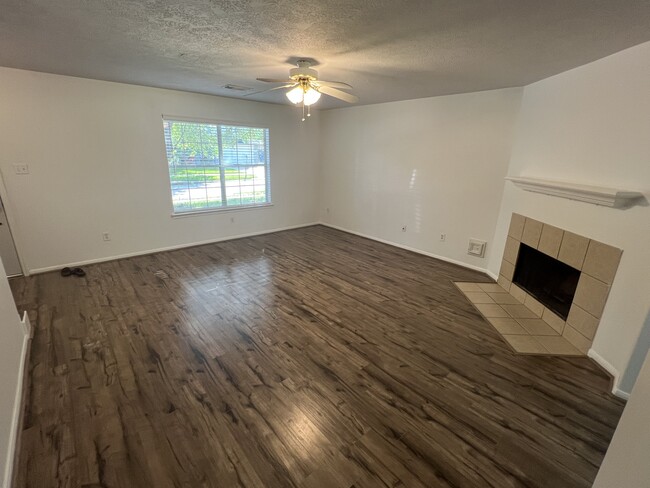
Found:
<box><xmin>256</xmin><ymin>78</ymin><xmax>294</xmax><ymax>83</ymax></box>
<box><xmin>317</xmin><ymin>85</ymin><xmax>359</xmax><ymax>103</ymax></box>
<box><xmin>313</xmin><ymin>80</ymin><xmax>353</xmax><ymax>89</ymax></box>
<box><xmin>243</xmin><ymin>84</ymin><xmax>295</xmax><ymax>97</ymax></box>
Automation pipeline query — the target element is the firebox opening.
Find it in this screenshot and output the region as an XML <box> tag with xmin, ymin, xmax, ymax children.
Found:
<box><xmin>512</xmin><ymin>244</ymin><xmax>580</xmax><ymax>320</ymax></box>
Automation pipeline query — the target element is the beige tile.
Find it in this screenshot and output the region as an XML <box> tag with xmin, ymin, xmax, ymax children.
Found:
<box><xmin>500</xmin><ymin>260</ymin><xmax>515</xmax><ymax>281</ymax></box>
<box><xmin>502</xmin><ymin>304</ymin><xmax>538</xmax><ymax>319</ymax></box>
<box><xmin>534</xmin><ymin>336</ymin><xmax>582</xmax><ymax>356</ymax></box>
<box><xmin>487</xmin><ymin>292</ymin><xmax>521</xmax><ymax>305</ymax></box>
<box><xmin>573</xmin><ymin>274</ymin><xmax>610</xmax><ymax>319</ymax></box>
<box><xmin>497</xmin><ymin>275</ymin><xmax>512</xmax><ymax>291</ymax></box>
<box><xmin>503</xmin><ymin>237</ymin><xmax>520</xmax><ymax>265</ymax></box>
<box><xmin>465</xmin><ymin>292</ymin><xmax>494</xmax><ymax>304</ymax></box>
<box><xmin>538</xmin><ymin>224</ymin><xmax>563</xmax><ymax>258</ymax></box>
<box><xmin>475</xmin><ymin>303</ymin><xmax>510</xmax><ymax>318</ymax></box>
<box><xmin>524</xmin><ymin>294</ymin><xmax>544</xmax><ymax>318</ymax></box>
<box><xmin>542</xmin><ymin>308</ymin><xmax>566</xmax><ymax>334</ymax></box>
<box><xmin>477</xmin><ymin>283</ymin><xmax>507</xmax><ymax>293</ymax></box>
<box><xmin>509</xmin><ymin>284</ymin><xmax>526</xmax><ymax>303</ymax></box>
<box><xmin>521</xmin><ymin>218</ymin><xmax>543</xmax><ymax>248</ymax></box>
<box><xmin>582</xmin><ymin>240</ymin><xmax>622</xmax><ymax>285</ymax></box>
<box><xmin>455</xmin><ymin>282</ymin><xmax>483</xmax><ymax>292</ymax></box>
<box><xmin>517</xmin><ymin>318</ymin><xmax>559</xmax><ymax>336</ymax></box>
<box><xmin>563</xmin><ymin>324</ymin><xmax>592</xmax><ymax>354</ymax></box>
<box><xmin>508</xmin><ymin>213</ymin><xmax>526</xmax><ymax>240</ymax></box>
<box><xmin>566</xmin><ymin>304</ymin><xmax>600</xmax><ymax>340</ymax></box>
<box><xmin>487</xmin><ymin>317</ymin><xmax>528</xmax><ymax>335</ymax></box>
<box><xmin>558</xmin><ymin>231</ymin><xmax>589</xmax><ymax>270</ymax></box>
<box><xmin>502</xmin><ymin>335</ymin><xmax>547</xmax><ymax>354</ymax></box>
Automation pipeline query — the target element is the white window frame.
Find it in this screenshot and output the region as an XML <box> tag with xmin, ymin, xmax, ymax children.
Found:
<box><xmin>162</xmin><ymin>116</ymin><xmax>272</xmax><ymax>216</ymax></box>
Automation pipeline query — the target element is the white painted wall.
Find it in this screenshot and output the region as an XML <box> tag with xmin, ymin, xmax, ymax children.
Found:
<box><xmin>594</xmin><ymin>349</ymin><xmax>650</xmax><ymax>487</ymax></box>
<box><xmin>0</xmin><ymin>68</ymin><xmax>321</xmax><ymax>273</ymax></box>
<box><xmin>319</xmin><ymin>88</ymin><xmax>523</xmax><ymax>272</ymax></box>
<box><xmin>488</xmin><ymin>41</ymin><xmax>650</xmax><ymax>395</ymax></box>
<box><xmin>0</xmin><ymin>255</ymin><xmax>28</xmax><ymax>487</ymax></box>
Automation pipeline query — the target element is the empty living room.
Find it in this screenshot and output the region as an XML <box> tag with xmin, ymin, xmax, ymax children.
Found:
<box><xmin>1</xmin><ymin>1</ymin><xmax>649</xmax><ymax>487</ymax></box>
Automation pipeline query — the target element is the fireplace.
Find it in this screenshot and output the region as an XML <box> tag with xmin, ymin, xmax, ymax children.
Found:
<box><xmin>494</xmin><ymin>213</ymin><xmax>622</xmax><ymax>354</ymax></box>
<box><xmin>454</xmin><ymin>213</ymin><xmax>622</xmax><ymax>356</ymax></box>
<box><xmin>512</xmin><ymin>244</ymin><xmax>580</xmax><ymax>320</ymax></box>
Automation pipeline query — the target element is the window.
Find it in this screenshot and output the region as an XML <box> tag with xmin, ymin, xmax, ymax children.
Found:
<box><xmin>163</xmin><ymin>118</ymin><xmax>271</xmax><ymax>214</ymax></box>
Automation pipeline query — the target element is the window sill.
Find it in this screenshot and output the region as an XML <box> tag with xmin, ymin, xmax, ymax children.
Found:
<box><xmin>171</xmin><ymin>203</ymin><xmax>273</xmax><ymax>218</ymax></box>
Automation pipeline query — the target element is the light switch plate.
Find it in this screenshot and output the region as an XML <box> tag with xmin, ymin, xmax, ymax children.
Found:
<box><xmin>468</xmin><ymin>238</ymin><xmax>487</xmax><ymax>258</ymax></box>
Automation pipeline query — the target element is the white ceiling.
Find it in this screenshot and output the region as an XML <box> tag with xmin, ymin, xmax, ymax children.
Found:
<box><xmin>1</xmin><ymin>0</ymin><xmax>649</xmax><ymax>109</ymax></box>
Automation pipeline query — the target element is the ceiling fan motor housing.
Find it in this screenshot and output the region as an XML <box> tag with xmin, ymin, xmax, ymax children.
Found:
<box><xmin>290</xmin><ymin>60</ymin><xmax>318</xmax><ymax>80</ymax></box>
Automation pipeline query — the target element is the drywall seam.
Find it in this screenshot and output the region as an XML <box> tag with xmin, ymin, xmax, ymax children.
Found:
<box><xmin>28</xmin><ymin>222</ymin><xmax>320</xmax><ymax>275</ymax></box>
<box><xmin>319</xmin><ymin>222</ymin><xmax>492</xmax><ymax>276</ymax></box>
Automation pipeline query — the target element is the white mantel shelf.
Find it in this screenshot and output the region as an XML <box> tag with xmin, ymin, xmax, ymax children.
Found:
<box><xmin>505</xmin><ymin>176</ymin><xmax>645</xmax><ymax>209</ymax></box>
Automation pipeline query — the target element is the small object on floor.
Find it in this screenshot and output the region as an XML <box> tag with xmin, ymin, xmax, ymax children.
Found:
<box><xmin>60</xmin><ymin>267</ymin><xmax>72</xmax><ymax>277</ymax></box>
<box><xmin>72</xmin><ymin>267</ymin><xmax>86</xmax><ymax>277</ymax></box>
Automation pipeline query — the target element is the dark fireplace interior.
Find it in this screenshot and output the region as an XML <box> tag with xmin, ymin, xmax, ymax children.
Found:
<box><xmin>512</xmin><ymin>244</ymin><xmax>580</xmax><ymax>320</ymax></box>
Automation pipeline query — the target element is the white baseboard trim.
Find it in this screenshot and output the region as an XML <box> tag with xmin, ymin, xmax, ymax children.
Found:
<box><xmin>20</xmin><ymin>311</ymin><xmax>32</xmax><ymax>339</ymax></box>
<box><xmin>3</xmin><ymin>331</ymin><xmax>30</xmax><ymax>488</ymax></box>
<box><xmin>319</xmin><ymin>222</ymin><xmax>492</xmax><ymax>277</ymax></box>
<box><xmin>588</xmin><ymin>349</ymin><xmax>630</xmax><ymax>400</ymax></box>
<box><xmin>485</xmin><ymin>270</ymin><xmax>499</xmax><ymax>281</ymax></box>
<box><xmin>28</xmin><ymin>222</ymin><xmax>320</xmax><ymax>275</ymax></box>
<box><xmin>613</xmin><ymin>388</ymin><xmax>630</xmax><ymax>401</ymax></box>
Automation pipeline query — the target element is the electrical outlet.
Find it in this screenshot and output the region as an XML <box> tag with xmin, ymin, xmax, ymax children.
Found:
<box><xmin>440</xmin><ymin>233</ymin><xmax>446</xmax><ymax>241</ymax></box>
<box><xmin>326</xmin><ymin>207</ymin><xmax>330</xmax><ymax>214</ymax></box>
<box><xmin>230</xmin><ymin>217</ymin><xmax>235</xmax><ymax>223</ymax></box>
<box><xmin>13</xmin><ymin>164</ymin><xmax>29</xmax><ymax>174</ymax></box>
<box><xmin>102</xmin><ymin>232</ymin><xmax>111</xmax><ymax>241</ymax></box>
<box><xmin>401</xmin><ymin>225</ymin><xmax>407</xmax><ymax>232</ymax></box>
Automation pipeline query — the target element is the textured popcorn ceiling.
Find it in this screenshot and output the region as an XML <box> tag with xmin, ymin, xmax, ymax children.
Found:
<box><xmin>1</xmin><ymin>0</ymin><xmax>649</xmax><ymax>109</ymax></box>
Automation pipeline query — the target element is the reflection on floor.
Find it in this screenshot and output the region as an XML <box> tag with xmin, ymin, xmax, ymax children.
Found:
<box><xmin>11</xmin><ymin>226</ymin><xmax>622</xmax><ymax>487</ymax></box>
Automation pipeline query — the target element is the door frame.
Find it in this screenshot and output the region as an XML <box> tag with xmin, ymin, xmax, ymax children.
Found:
<box><xmin>0</xmin><ymin>170</ymin><xmax>27</xmax><ymax>277</ymax></box>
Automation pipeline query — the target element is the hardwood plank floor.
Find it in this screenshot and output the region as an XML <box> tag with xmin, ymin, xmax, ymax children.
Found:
<box><xmin>10</xmin><ymin>225</ymin><xmax>624</xmax><ymax>488</ymax></box>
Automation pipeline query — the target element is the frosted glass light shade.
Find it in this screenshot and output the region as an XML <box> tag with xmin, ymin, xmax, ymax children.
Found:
<box><xmin>303</xmin><ymin>87</ymin><xmax>321</xmax><ymax>106</ymax></box>
<box><xmin>286</xmin><ymin>86</ymin><xmax>304</xmax><ymax>104</ymax></box>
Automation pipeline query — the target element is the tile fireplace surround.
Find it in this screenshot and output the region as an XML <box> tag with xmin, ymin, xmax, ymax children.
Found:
<box><xmin>457</xmin><ymin>213</ymin><xmax>622</xmax><ymax>356</ymax></box>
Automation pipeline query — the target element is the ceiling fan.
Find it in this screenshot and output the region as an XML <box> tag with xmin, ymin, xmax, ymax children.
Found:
<box><xmin>246</xmin><ymin>60</ymin><xmax>358</xmax><ymax>120</ymax></box>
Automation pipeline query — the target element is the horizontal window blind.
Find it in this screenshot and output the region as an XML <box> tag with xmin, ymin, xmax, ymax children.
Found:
<box><xmin>163</xmin><ymin>119</ymin><xmax>271</xmax><ymax>213</ymax></box>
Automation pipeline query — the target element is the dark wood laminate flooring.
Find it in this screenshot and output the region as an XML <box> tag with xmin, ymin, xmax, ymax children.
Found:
<box><xmin>11</xmin><ymin>225</ymin><xmax>624</xmax><ymax>488</ymax></box>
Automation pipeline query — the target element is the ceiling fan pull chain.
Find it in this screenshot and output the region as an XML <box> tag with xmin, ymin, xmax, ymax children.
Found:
<box><xmin>302</xmin><ymin>102</ymin><xmax>306</xmax><ymax>122</ymax></box>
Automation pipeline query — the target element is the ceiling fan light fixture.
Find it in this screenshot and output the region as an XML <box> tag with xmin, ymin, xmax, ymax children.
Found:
<box><xmin>303</xmin><ymin>87</ymin><xmax>321</xmax><ymax>106</ymax></box>
<box><xmin>286</xmin><ymin>85</ymin><xmax>304</xmax><ymax>104</ymax></box>
<box><xmin>255</xmin><ymin>60</ymin><xmax>356</xmax><ymax>118</ymax></box>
